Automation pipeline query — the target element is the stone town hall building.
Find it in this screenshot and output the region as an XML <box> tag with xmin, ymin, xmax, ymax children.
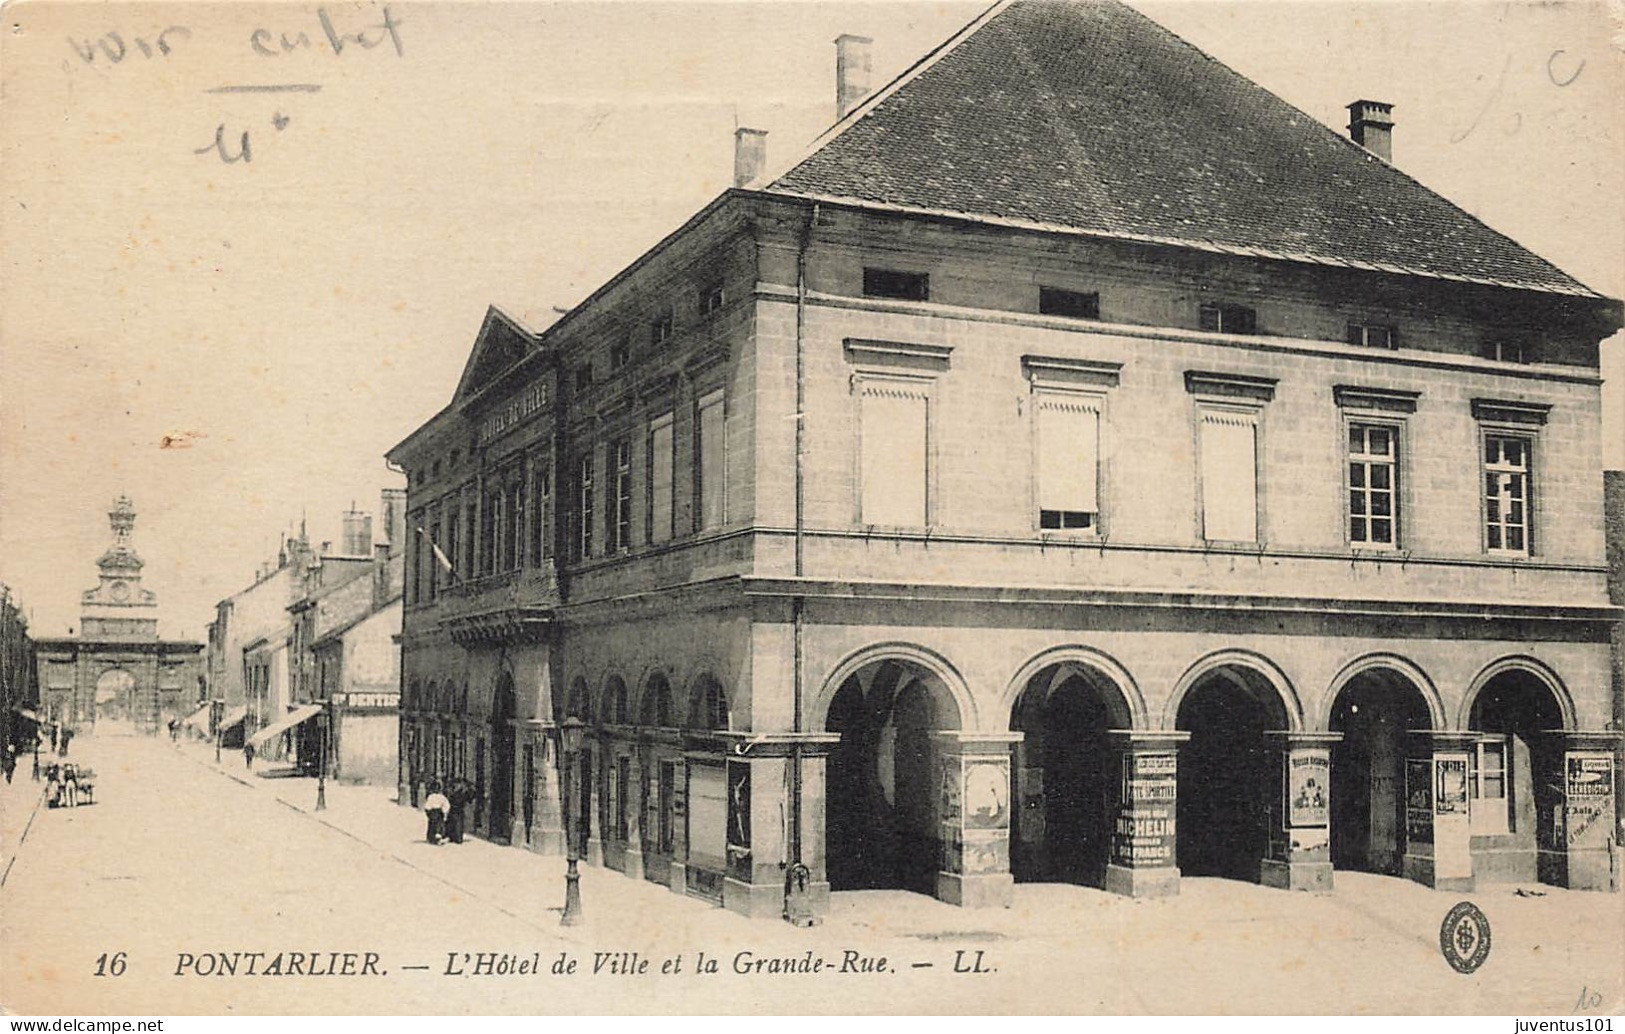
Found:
<box><xmin>391</xmin><ymin>0</ymin><xmax>1622</xmax><ymax>918</ymax></box>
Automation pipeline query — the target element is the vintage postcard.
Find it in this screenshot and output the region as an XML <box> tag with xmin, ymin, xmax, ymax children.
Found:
<box><xmin>1</xmin><ymin>0</ymin><xmax>1622</xmax><ymax>1020</ymax></box>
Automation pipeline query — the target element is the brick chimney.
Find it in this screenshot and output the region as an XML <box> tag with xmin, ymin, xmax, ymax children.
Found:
<box><xmin>733</xmin><ymin>127</ymin><xmax>767</xmax><ymax>188</ymax></box>
<box><xmin>835</xmin><ymin>34</ymin><xmax>873</xmax><ymax>120</ymax></box>
<box><xmin>1347</xmin><ymin>100</ymin><xmax>1394</xmax><ymax>161</ymax></box>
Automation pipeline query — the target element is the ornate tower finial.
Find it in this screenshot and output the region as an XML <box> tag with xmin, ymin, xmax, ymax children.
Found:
<box><xmin>109</xmin><ymin>495</ymin><xmax>136</xmax><ymax>547</ymax></box>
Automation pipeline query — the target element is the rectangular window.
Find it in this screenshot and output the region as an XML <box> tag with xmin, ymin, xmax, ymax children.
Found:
<box><xmin>577</xmin><ymin>453</ymin><xmax>594</xmax><ymax>559</ymax></box>
<box><xmin>610</xmin><ymin>438</ymin><xmax>633</xmax><ymax>551</ymax></box>
<box><xmin>862</xmin><ymin>267</ymin><xmax>929</xmax><ymax>302</ymax></box>
<box><xmin>445</xmin><ymin>504</ymin><xmax>460</xmax><ymax>581</ymax></box>
<box><xmin>700</xmin><ymin>283</ymin><xmax>724</xmax><ymax>317</ymax></box>
<box><xmin>508</xmin><ymin>481</ymin><xmax>525</xmax><ymax>571</ymax></box>
<box><xmin>1199</xmin><ymin>410</ymin><xmax>1259</xmax><ymax>542</ymax></box>
<box><xmin>462</xmin><ymin>497</ymin><xmax>477</xmax><ymax>575</ymax></box>
<box><xmin>1199</xmin><ymin>302</ymin><xmax>1258</xmax><ymax>335</ymax></box>
<box><xmin>649</xmin><ymin>414</ymin><xmax>674</xmax><ymax>544</ymax></box>
<box><xmin>695</xmin><ymin>392</ymin><xmax>726</xmax><ymax>531</ymax></box>
<box><xmin>573</xmin><ymin>365</ymin><xmax>594</xmax><ymax>394</ymax></box>
<box><xmin>427</xmin><ymin>508</ymin><xmax>441</xmax><ymax>600</ymax></box>
<box><xmin>651</xmin><ymin>313</ymin><xmax>673</xmax><ymax>347</ymax></box>
<box><xmin>1486</xmin><ymin>339</ymin><xmax>1530</xmax><ymax>364</ymax></box>
<box><xmin>481</xmin><ymin>491</ymin><xmax>498</xmax><ymax>576</ymax></box>
<box><xmin>1484</xmin><ymin>434</ymin><xmax>1531</xmax><ymax>554</ymax></box>
<box><xmin>611</xmin><ymin>340</ymin><xmax>631</xmax><ymax>371</ymax></box>
<box><xmin>1039</xmin><ymin>287</ymin><xmax>1101</xmax><ymax>320</ymax></box>
<box><xmin>407</xmin><ymin>509</ymin><xmax>422</xmax><ymax>603</ymax></box>
<box><xmin>533</xmin><ymin>463</ymin><xmax>551</xmax><ymax>563</ymax></box>
<box><xmin>1348</xmin><ymin>423</ymin><xmax>1398</xmax><ymax>548</ymax></box>
<box><xmin>860</xmin><ymin>383</ymin><xmax>929</xmax><ymax>526</ymax></box>
<box><xmin>1469</xmin><ymin>738</ymin><xmax>1509</xmax><ymax>835</ymax></box>
<box><xmin>1036</xmin><ymin>396</ymin><xmax>1100</xmax><ymax>531</ymax></box>
<box><xmin>1347</xmin><ymin>323</ymin><xmax>1398</xmax><ymax>349</ymax></box>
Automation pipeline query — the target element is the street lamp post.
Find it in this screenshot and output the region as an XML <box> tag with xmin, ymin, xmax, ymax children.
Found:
<box><xmin>560</xmin><ymin>716</ymin><xmax>584</xmax><ymax>927</ymax></box>
<box><xmin>316</xmin><ymin>701</ymin><xmax>329</xmax><ymax>812</ymax></box>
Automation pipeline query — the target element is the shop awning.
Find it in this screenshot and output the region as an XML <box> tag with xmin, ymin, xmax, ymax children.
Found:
<box><xmin>246</xmin><ymin>703</ymin><xmax>323</xmax><ymax>751</ymax></box>
<box><xmin>179</xmin><ymin>703</ymin><xmax>212</xmax><ymax>731</ymax></box>
<box><xmin>11</xmin><ymin>707</ymin><xmax>41</xmax><ymax>723</ymax></box>
<box><xmin>217</xmin><ymin>706</ymin><xmax>247</xmax><ymax>730</ymax></box>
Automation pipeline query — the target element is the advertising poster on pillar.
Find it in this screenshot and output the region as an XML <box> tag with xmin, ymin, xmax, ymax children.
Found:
<box><xmin>1562</xmin><ymin>754</ymin><xmax>1614</xmax><ymax>851</ymax></box>
<box><xmin>1405</xmin><ymin>758</ymin><xmax>1434</xmax><ymax>843</ymax></box>
<box><xmin>1286</xmin><ymin>750</ymin><xmax>1330</xmax><ymax>828</ymax></box>
<box><xmin>1113</xmin><ymin>752</ymin><xmax>1177</xmax><ymax>868</ymax></box>
<box><xmin>2</xmin><ymin>0</ymin><xmax>1622</xmax><ymax>1021</ymax></box>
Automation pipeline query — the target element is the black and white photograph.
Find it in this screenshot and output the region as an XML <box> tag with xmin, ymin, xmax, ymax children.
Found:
<box><xmin>1</xmin><ymin>0</ymin><xmax>1622</xmax><ymax>1020</ymax></box>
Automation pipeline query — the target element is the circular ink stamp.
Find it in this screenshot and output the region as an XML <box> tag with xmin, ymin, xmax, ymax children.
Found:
<box><xmin>1440</xmin><ymin>900</ymin><xmax>1492</xmax><ymax>974</ymax></box>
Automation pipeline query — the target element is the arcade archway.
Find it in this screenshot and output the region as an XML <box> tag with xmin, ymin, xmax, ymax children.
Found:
<box><xmin>94</xmin><ymin>668</ymin><xmax>137</xmax><ymax>727</ymax></box>
<box><xmin>489</xmin><ymin>674</ymin><xmax>516</xmax><ymax>843</ymax></box>
<box><xmin>1327</xmin><ymin>666</ymin><xmax>1433</xmax><ymax>876</ymax></box>
<box><xmin>1009</xmin><ymin>662</ymin><xmax>1134</xmax><ymax>886</ymax></box>
<box><xmin>825</xmin><ymin>657</ymin><xmax>963</xmax><ymax>895</ymax></box>
<box><xmin>1174</xmin><ymin>662</ymin><xmax>1295</xmax><ymax>882</ymax></box>
<box><xmin>1466</xmin><ymin>664</ymin><xmax>1567</xmax><ymax>883</ymax></box>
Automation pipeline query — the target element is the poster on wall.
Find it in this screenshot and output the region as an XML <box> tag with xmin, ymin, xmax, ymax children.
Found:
<box><xmin>962</xmin><ymin>760</ymin><xmax>1010</xmax><ymax>830</ymax></box>
<box><xmin>1287</xmin><ymin>751</ymin><xmax>1330</xmax><ymax>827</ymax></box>
<box><xmin>1435</xmin><ymin>757</ymin><xmax>1468</xmax><ymax>815</ymax></box>
<box><xmin>1112</xmin><ymin>752</ymin><xmax>1178</xmax><ymax>868</ymax></box>
<box><xmin>1563</xmin><ymin>753</ymin><xmax>1615</xmax><ymax>851</ymax></box>
<box><xmin>1405</xmin><ymin>758</ymin><xmax>1434</xmax><ymax>842</ymax></box>
<box><xmin>726</xmin><ymin>760</ymin><xmax>751</xmax><ymax>881</ymax></box>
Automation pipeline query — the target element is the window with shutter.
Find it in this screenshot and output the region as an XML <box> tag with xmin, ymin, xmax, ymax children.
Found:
<box><xmin>649</xmin><ymin>414</ymin><xmax>674</xmax><ymax>543</ymax></box>
<box><xmin>860</xmin><ymin>383</ymin><xmax>929</xmax><ymax>526</ymax></box>
<box><xmin>695</xmin><ymin>392</ymin><xmax>726</xmax><ymax>530</ymax></box>
<box><xmin>1036</xmin><ymin>396</ymin><xmax>1099</xmax><ymax>530</ymax></box>
<box><xmin>1199</xmin><ymin>411</ymin><xmax>1259</xmax><ymax>543</ymax></box>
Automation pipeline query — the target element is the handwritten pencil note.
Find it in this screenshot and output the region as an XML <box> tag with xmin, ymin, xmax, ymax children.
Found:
<box><xmin>49</xmin><ymin>5</ymin><xmax>405</xmax><ymax>165</ymax></box>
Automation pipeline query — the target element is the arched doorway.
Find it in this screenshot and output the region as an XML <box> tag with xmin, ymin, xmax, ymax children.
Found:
<box><xmin>825</xmin><ymin>657</ymin><xmax>962</xmax><ymax>896</ymax></box>
<box><xmin>95</xmin><ymin>668</ymin><xmax>137</xmax><ymax>727</ymax></box>
<box><xmin>1175</xmin><ymin>664</ymin><xmax>1293</xmax><ymax>882</ymax></box>
<box><xmin>639</xmin><ymin>673</ymin><xmax>679</xmax><ymax>886</ymax></box>
<box><xmin>1010</xmin><ymin>663</ymin><xmax>1133</xmax><ymax>886</ymax></box>
<box><xmin>1467</xmin><ymin>666</ymin><xmax>1566</xmax><ymax>884</ymax></box>
<box><xmin>1328</xmin><ymin>666</ymin><xmax>1433</xmax><ymax>876</ymax></box>
<box><xmin>489</xmin><ymin>675</ymin><xmax>516</xmax><ymax>843</ymax></box>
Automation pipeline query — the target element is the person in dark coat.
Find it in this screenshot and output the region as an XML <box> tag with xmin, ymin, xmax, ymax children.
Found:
<box><xmin>445</xmin><ymin>779</ymin><xmax>473</xmax><ymax>844</ymax></box>
<box><xmin>57</xmin><ymin>727</ymin><xmax>73</xmax><ymax>757</ymax></box>
<box><xmin>2</xmin><ymin>745</ymin><xmax>16</xmax><ymax>784</ymax></box>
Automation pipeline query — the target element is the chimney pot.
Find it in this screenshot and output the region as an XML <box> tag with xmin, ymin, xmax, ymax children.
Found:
<box><xmin>1347</xmin><ymin>99</ymin><xmax>1394</xmax><ymax>162</ymax></box>
<box><xmin>733</xmin><ymin>127</ymin><xmax>768</xmax><ymax>188</ymax></box>
<box><xmin>835</xmin><ymin>33</ymin><xmax>874</xmax><ymax>120</ymax></box>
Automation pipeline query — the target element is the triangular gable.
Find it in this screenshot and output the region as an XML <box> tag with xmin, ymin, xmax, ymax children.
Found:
<box><xmin>451</xmin><ymin>305</ymin><xmax>542</xmax><ymax>406</ymax></box>
<box><xmin>769</xmin><ymin>0</ymin><xmax>1597</xmax><ymax>298</ymax></box>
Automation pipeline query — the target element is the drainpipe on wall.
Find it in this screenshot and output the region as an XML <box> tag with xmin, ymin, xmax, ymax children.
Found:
<box><xmin>785</xmin><ymin>201</ymin><xmax>819</xmax><ymax>925</ymax></box>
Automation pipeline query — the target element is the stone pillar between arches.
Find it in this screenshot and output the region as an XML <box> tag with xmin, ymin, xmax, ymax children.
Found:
<box><xmin>1261</xmin><ymin>731</ymin><xmax>1342</xmax><ymax>892</ymax></box>
<box><xmin>1103</xmin><ymin>730</ymin><xmax>1189</xmax><ymax>899</ymax></box>
<box><xmin>1401</xmin><ymin>730</ymin><xmax>1477</xmax><ymax>892</ymax></box>
<box><xmin>932</xmin><ymin>731</ymin><xmax>1021</xmax><ymax>909</ymax></box>
<box><xmin>1536</xmin><ymin>730</ymin><xmax>1620</xmax><ymax>892</ymax></box>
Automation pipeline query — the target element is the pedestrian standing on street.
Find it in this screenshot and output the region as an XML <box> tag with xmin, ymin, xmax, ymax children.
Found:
<box><xmin>49</xmin><ymin>724</ymin><xmax>59</xmax><ymax>754</ymax></box>
<box><xmin>244</xmin><ymin>743</ymin><xmax>255</xmax><ymax>769</ymax></box>
<box><xmin>2</xmin><ymin>744</ymin><xmax>16</xmax><ymax>784</ymax></box>
<box><xmin>58</xmin><ymin>727</ymin><xmax>72</xmax><ymax>757</ymax></box>
<box><xmin>31</xmin><ymin>739</ymin><xmax>41</xmax><ymax>781</ymax></box>
<box><xmin>423</xmin><ymin>781</ymin><xmax>449</xmax><ymax>845</ymax></box>
<box><xmin>445</xmin><ymin>779</ymin><xmax>471</xmax><ymax>844</ymax></box>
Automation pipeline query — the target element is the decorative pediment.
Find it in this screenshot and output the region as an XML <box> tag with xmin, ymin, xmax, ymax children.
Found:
<box><xmin>451</xmin><ymin>306</ymin><xmax>543</xmax><ymax>406</ymax></box>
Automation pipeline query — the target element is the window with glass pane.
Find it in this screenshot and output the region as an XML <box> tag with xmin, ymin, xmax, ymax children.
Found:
<box><xmin>577</xmin><ymin>453</ymin><xmax>594</xmax><ymax>559</ymax></box>
<box><xmin>533</xmin><ymin>463</ymin><xmax>550</xmax><ymax>562</ymax></box>
<box><xmin>611</xmin><ymin>438</ymin><xmax>632</xmax><ymax>551</ymax></box>
<box><xmin>1348</xmin><ymin>423</ymin><xmax>1398</xmax><ymax>547</ymax></box>
<box><xmin>508</xmin><ymin>482</ymin><xmax>524</xmax><ymax>571</ymax></box>
<box><xmin>446</xmin><ymin>504</ymin><xmax>460</xmax><ymax>579</ymax></box>
<box><xmin>1199</xmin><ymin>411</ymin><xmax>1258</xmax><ymax>542</ymax></box>
<box><xmin>1036</xmin><ymin>396</ymin><xmax>1099</xmax><ymax>530</ymax></box>
<box><xmin>860</xmin><ymin>384</ymin><xmax>929</xmax><ymax>526</ymax></box>
<box><xmin>616</xmin><ymin>756</ymin><xmax>630</xmax><ymax>839</ymax></box>
<box><xmin>1484</xmin><ymin>434</ymin><xmax>1531</xmax><ymax>554</ymax></box>
<box><xmin>696</xmin><ymin>393</ymin><xmax>726</xmax><ymax>531</ymax></box>
<box><xmin>649</xmin><ymin>416</ymin><xmax>674</xmax><ymax>544</ymax></box>
<box><xmin>1469</xmin><ymin>739</ymin><xmax>1509</xmax><ymax>834</ymax></box>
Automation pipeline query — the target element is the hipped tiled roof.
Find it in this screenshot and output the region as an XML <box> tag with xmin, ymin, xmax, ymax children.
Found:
<box><xmin>770</xmin><ymin>0</ymin><xmax>1598</xmax><ymax>297</ymax></box>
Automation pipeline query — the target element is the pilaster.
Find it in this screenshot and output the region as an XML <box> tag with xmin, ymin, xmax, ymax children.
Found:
<box><xmin>1261</xmin><ymin>731</ymin><xmax>1342</xmax><ymax>892</ymax></box>
<box><xmin>931</xmin><ymin>731</ymin><xmax>1021</xmax><ymax>909</ymax></box>
<box><xmin>1103</xmin><ymin>730</ymin><xmax>1189</xmax><ymax>899</ymax></box>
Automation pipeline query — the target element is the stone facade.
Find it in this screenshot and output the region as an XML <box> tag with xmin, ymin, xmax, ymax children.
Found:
<box><xmin>389</xmin><ymin>6</ymin><xmax>1623</xmax><ymax>917</ymax></box>
<box><xmin>35</xmin><ymin>497</ymin><xmax>202</xmax><ymax>734</ymax></box>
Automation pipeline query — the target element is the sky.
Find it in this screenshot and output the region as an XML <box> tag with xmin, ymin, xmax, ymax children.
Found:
<box><xmin>1</xmin><ymin>0</ymin><xmax>1621</xmax><ymax>641</ymax></box>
